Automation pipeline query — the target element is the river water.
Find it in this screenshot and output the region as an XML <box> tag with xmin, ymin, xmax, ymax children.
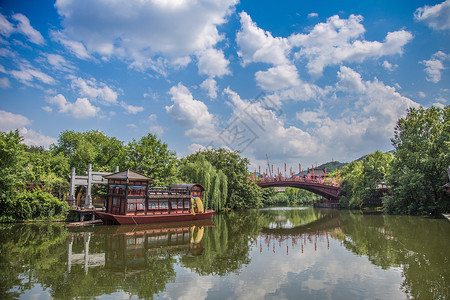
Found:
<box><xmin>0</xmin><ymin>207</ymin><xmax>448</xmax><ymax>299</ymax></box>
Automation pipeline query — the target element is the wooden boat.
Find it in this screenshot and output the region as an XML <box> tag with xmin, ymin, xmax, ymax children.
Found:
<box><xmin>95</xmin><ymin>209</ymin><xmax>215</xmax><ymax>225</ymax></box>
<box><xmin>94</xmin><ymin>169</ymin><xmax>215</xmax><ymax>225</ymax></box>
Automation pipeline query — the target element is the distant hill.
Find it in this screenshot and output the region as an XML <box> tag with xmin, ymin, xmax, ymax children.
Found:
<box><xmin>316</xmin><ymin>161</ymin><xmax>347</xmax><ymax>172</ymax></box>
<box><xmin>355</xmin><ymin>149</ymin><xmax>394</xmax><ymax>162</ymax></box>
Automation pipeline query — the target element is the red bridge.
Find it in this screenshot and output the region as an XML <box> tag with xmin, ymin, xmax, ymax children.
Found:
<box><xmin>256</xmin><ymin>178</ymin><xmax>343</xmax><ymax>202</ymax></box>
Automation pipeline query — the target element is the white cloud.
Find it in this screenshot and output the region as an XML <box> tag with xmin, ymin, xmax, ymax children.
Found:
<box><xmin>289</xmin><ymin>15</ymin><xmax>413</xmax><ymax>77</ymax></box>
<box><xmin>255</xmin><ymin>64</ymin><xmax>301</xmax><ymax>91</ymax></box>
<box><xmin>236</xmin><ymin>11</ymin><xmax>291</xmax><ymax>66</ymax></box>
<box><xmin>0</xmin><ymin>110</ymin><xmax>31</xmax><ymax>131</ymax></box>
<box><xmin>11</xmin><ymin>13</ymin><xmax>45</xmax><ymax>45</ymax></box>
<box><xmin>414</xmin><ymin>0</ymin><xmax>450</xmax><ymax>31</ymax></box>
<box><xmin>51</xmin><ymin>31</ymin><xmax>91</xmax><ymax>60</ymax></box>
<box><xmin>308</xmin><ymin>13</ymin><xmax>319</xmax><ymax>18</ymax></box>
<box><xmin>312</xmin><ymin>66</ymin><xmax>420</xmax><ymax>159</ymax></box>
<box><xmin>46</xmin><ymin>53</ymin><xmax>76</xmax><ymax>72</ymax></box>
<box><xmin>54</xmin><ymin>0</ymin><xmax>238</xmax><ymax>71</ymax></box>
<box><xmin>296</xmin><ymin>109</ymin><xmax>325</xmax><ymax>125</ymax></box>
<box><xmin>0</xmin><ymin>12</ymin><xmax>14</xmax><ymax>37</ymax></box>
<box><xmin>421</xmin><ymin>51</ymin><xmax>448</xmax><ymax>83</ymax></box>
<box><xmin>200</xmin><ymin>77</ymin><xmax>218</xmax><ymax>99</ymax></box>
<box><xmin>166</xmin><ymin>83</ymin><xmax>217</xmax><ymax>141</ymax></box>
<box><xmin>197</xmin><ymin>48</ymin><xmax>231</xmax><ymax>77</ymax></box>
<box><xmin>42</xmin><ymin>106</ymin><xmax>52</xmax><ymax>112</ymax></box>
<box><xmin>120</xmin><ymin>101</ymin><xmax>144</xmax><ymax>114</ymax></box>
<box><xmin>71</xmin><ymin>77</ymin><xmax>119</xmax><ymax>105</ymax></box>
<box><xmin>382</xmin><ymin>60</ymin><xmax>398</xmax><ymax>71</ymax></box>
<box><xmin>336</xmin><ymin>66</ymin><xmax>366</xmax><ymax>93</ymax></box>
<box><xmin>0</xmin><ymin>77</ymin><xmax>10</xmax><ymax>88</ymax></box>
<box><xmin>10</xmin><ymin>62</ymin><xmax>56</xmax><ymax>86</ymax></box>
<box><xmin>277</xmin><ymin>81</ymin><xmax>327</xmax><ymax>101</ymax></box>
<box><xmin>223</xmin><ymin>88</ymin><xmax>322</xmax><ymax>160</ymax></box>
<box><xmin>0</xmin><ymin>110</ymin><xmax>55</xmax><ymax>148</ymax></box>
<box><xmin>19</xmin><ymin>127</ymin><xmax>57</xmax><ymax>149</ymax></box>
<box><xmin>48</xmin><ymin>94</ymin><xmax>99</xmax><ymax>119</ymax></box>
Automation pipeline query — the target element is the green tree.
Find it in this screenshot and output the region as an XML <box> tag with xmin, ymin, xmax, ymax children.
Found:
<box><xmin>0</xmin><ymin>130</ymin><xmax>27</xmax><ymax>193</ymax></box>
<box><xmin>387</xmin><ymin>106</ymin><xmax>450</xmax><ymax>215</ymax></box>
<box><xmin>339</xmin><ymin>151</ymin><xmax>393</xmax><ymax>208</ymax></box>
<box><xmin>52</xmin><ymin>130</ymin><xmax>125</xmax><ymax>173</ymax></box>
<box><xmin>125</xmin><ymin>133</ymin><xmax>178</xmax><ymax>186</ymax></box>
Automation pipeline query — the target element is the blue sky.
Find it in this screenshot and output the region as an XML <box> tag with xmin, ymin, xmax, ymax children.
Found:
<box><xmin>0</xmin><ymin>0</ymin><xmax>449</xmax><ymax>171</ymax></box>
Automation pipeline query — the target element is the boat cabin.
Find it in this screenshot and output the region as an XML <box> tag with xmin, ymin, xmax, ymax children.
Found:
<box><xmin>104</xmin><ymin>169</ymin><xmax>206</xmax><ymax>216</ymax></box>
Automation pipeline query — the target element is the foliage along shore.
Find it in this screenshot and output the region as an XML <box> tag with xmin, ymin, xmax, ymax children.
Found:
<box><xmin>0</xmin><ymin>105</ymin><xmax>449</xmax><ymax>222</ymax></box>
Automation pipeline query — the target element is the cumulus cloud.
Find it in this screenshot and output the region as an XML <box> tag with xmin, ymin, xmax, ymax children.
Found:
<box><xmin>309</xmin><ymin>66</ymin><xmax>420</xmax><ymax>159</ymax></box>
<box><xmin>421</xmin><ymin>51</ymin><xmax>448</xmax><ymax>83</ymax></box>
<box><xmin>200</xmin><ymin>77</ymin><xmax>218</xmax><ymax>99</ymax></box>
<box><xmin>236</xmin><ymin>11</ymin><xmax>290</xmax><ymax>66</ymax></box>
<box><xmin>54</xmin><ymin>0</ymin><xmax>238</xmax><ymax>71</ymax></box>
<box><xmin>71</xmin><ymin>77</ymin><xmax>118</xmax><ymax>105</ymax></box>
<box><xmin>223</xmin><ymin>88</ymin><xmax>322</xmax><ymax>160</ymax></box>
<box><xmin>296</xmin><ymin>109</ymin><xmax>325</xmax><ymax>125</ymax></box>
<box><xmin>197</xmin><ymin>48</ymin><xmax>231</xmax><ymax>77</ymax></box>
<box><xmin>0</xmin><ymin>110</ymin><xmax>31</xmax><ymax>130</ymax></box>
<box><xmin>414</xmin><ymin>0</ymin><xmax>450</xmax><ymax>31</ymax></box>
<box><xmin>165</xmin><ymin>83</ymin><xmax>217</xmax><ymax>141</ymax></box>
<box><xmin>19</xmin><ymin>127</ymin><xmax>57</xmax><ymax>149</ymax></box>
<box><xmin>308</xmin><ymin>13</ymin><xmax>319</xmax><ymax>18</ymax></box>
<box><xmin>48</xmin><ymin>94</ymin><xmax>99</xmax><ymax>119</ymax></box>
<box><xmin>255</xmin><ymin>64</ymin><xmax>301</xmax><ymax>91</ymax></box>
<box><xmin>0</xmin><ymin>110</ymin><xmax>56</xmax><ymax>148</ymax></box>
<box><xmin>382</xmin><ymin>60</ymin><xmax>398</xmax><ymax>71</ymax></box>
<box><xmin>289</xmin><ymin>14</ymin><xmax>413</xmax><ymax>77</ymax></box>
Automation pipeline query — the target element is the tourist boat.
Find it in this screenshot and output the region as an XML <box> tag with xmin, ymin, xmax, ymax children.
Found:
<box><xmin>94</xmin><ymin>170</ymin><xmax>215</xmax><ymax>225</ymax></box>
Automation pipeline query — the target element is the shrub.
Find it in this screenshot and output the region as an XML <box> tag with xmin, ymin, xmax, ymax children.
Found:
<box><xmin>0</xmin><ymin>189</ymin><xmax>69</xmax><ymax>222</ymax></box>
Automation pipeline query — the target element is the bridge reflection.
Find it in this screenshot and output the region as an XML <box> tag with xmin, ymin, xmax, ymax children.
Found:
<box><xmin>254</xmin><ymin>209</ymin><xmax>344</xmax><ymax>255</ymax></box>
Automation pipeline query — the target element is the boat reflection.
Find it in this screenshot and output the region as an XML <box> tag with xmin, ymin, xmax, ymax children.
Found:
<box><xmin>67</xmin><ymin>220</ymin><xmax>214</xmax><ymax>275</ymax></box>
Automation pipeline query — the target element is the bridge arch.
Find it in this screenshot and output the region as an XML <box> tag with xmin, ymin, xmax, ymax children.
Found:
<box><xmin>257</xmin><ymin>180</ymin><xmax>342</xmax><ymax>201</ymax></box>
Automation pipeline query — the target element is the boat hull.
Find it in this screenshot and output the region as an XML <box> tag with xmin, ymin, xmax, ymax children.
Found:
<box><xmin>94</xmin><ymin>210</ymin><xmax>215</xmax><ymax>225</ymax></box>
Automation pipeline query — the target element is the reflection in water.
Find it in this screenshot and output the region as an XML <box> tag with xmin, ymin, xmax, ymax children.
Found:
<box><xmin>0</xmin><ymin>207</ymin><xmax>449</xmax><ymax>299</ymax></box>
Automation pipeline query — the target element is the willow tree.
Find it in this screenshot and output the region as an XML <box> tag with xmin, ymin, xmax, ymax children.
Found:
<box><xmin>179</xmin><ymin>157</ymin><xmax>228</xmax><ymax>211</ymax></box>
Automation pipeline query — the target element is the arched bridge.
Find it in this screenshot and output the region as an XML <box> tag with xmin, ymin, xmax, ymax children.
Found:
<box><xmin>257</xmin><ymin>180</ymin><xmax>342</xmax><ymax>201</ymax></box>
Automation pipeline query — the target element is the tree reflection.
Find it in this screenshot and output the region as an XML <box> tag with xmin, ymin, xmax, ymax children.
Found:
<box><xmin>340</xmin><ymin>212</ymin><xmax>450</xmax><ymax>299</ymax></box>
<box><xmin>1</xmin><ymin>209</ymin><xmax>448</xmax><ymax>299</ymax></box>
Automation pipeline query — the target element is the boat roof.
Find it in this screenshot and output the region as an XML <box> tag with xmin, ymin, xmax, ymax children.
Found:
<box><xmin>169</xmin><ymin>183</ymin><xmax>205</xmax><ymax>191</ymax></box>
<box><xmin>105</xmin><ymin>169</ymin><xmax>152</xmax><ymax>181</ymax></box>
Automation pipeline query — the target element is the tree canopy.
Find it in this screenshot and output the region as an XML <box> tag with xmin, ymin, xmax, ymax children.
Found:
<box><xmin>386</xmin><ymin>106</ymin><xmax>450</xmax><ymax>215</ymax></box>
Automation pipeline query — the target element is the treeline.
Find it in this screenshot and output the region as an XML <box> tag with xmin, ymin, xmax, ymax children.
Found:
<box><xmin>0</xmin><ymin>130</ymin><xmax>264</xmax><ymax>222</ymax></box>
<box><xmin>338</xmin><ymin>106</ymin><xmax>450</xmax><ymax>215</ymax></box>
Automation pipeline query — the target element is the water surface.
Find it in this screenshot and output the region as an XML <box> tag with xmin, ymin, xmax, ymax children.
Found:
<box><xmin>0</xmin><ymin>208</ymin><xmax>448</xmax><ymax>299</ymax></box>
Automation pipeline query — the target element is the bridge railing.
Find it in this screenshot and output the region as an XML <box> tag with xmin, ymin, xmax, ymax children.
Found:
<box><xmin>251</xmin><ymin>175</ymin><xmax>340</xmax><ymax>187</ymax></box>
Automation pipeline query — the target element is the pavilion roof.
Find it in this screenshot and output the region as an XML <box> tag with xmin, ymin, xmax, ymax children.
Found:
<box><xmin>105</xmin><ymin>169</ymin><xmax>152</xmax><ymax>181</ymax></box>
